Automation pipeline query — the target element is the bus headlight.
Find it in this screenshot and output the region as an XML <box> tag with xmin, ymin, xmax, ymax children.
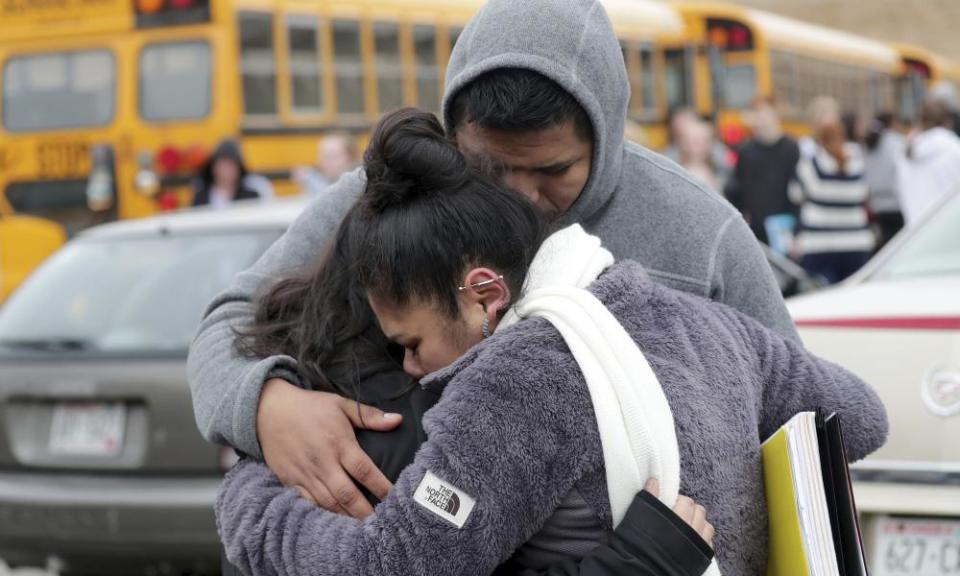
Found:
<box><xmin>135</xmin><ymin>150</ymin><xmax>160</xmax><ymax>197</ymax></box>
<box><xmin>135</xmin><ymin>169</ymin><xmax>160</xmax><ymax>197</ymax></box>
<box><xmin>86</xmin><ymin>145</ymin><xmax>116</xmax><ymax>212</ymax></box>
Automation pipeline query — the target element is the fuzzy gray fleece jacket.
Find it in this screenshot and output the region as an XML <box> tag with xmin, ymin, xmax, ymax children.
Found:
<box><xmin>217</xmin><ymin>261</ymin><xmax>888</xmax><ymax>576</ymax></box>
<box><xmin>188</xmin><ymin>0</ymin><xmax>797</xmax><ymax>460</ymax></box>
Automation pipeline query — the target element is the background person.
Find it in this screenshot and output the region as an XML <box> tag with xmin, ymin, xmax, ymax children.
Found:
<box><xmin>800</xmin><ymin>96</ymin><xmax>841</xmax><ymax>159</ymax></box>
<box><xmin>724</xmin><ymin>96</ymin><xmax>800</xmax><ymax>246</ymax></box>
<box><xmin>293</xmin><ymin>133</ymin><xmax>359</xmax><ymax>197</ymax></box>
<box><xmin>663</xmin><ymin>106</ymin><xmax>698</xmax><ymax>163</ymax></box>
<box><xmin>896</xmin><ymin>100</ymin><xmax>960</xmax><ymax>226</ymax></box>
<box><xmin>189</xmin><ymin>0</ymin><xmax>797</xmax><ymax>524</ymax></box>
<box><xmin>192</xmin><ymin>139</ymin><xmax>273</xmax><ymax>209</ymax></box>
<box><xmin>863</xmin><ymin>111</ymin><xmax>906</xmax><ymax>251</ymax></box>
<box><xmin>677</xmin><ymin>119</ymin><xmax>724</xmax><ymax>192</ymax></box>
<box><xmin>929</xmin><ymin>81</ymin><xmax>960</xmax><ymax>137</ymax></box>
<box><xmin>664</xmin><ymin>107</ymin><xmax>731</xmax><ymax>191</ymax></box>
<box><xmin>791</xmin><ymin>121</ymin><xmax>874</xmax><ymax>284</ymax></box>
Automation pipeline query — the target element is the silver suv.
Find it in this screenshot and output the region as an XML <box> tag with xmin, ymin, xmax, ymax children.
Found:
<box><xmin>0</xmin><ymin>200</ymin><xmax>306</xmax><ymax>575</ymax></box>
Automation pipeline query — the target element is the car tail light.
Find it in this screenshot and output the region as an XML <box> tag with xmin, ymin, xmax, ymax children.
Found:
<box><xmin>169</xmin><ymin>0</ymin><xmax>194</xmax><ymax>8</ymax></box>
<box><xmin>219</xmin><ymin>446</ymin><xmax>241</xmax><ymax>472</ymax></box>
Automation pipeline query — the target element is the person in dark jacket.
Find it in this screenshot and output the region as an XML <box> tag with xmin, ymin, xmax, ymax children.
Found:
<box><xmin>192</xmin><ymin>139</ymin><xmax>269</xmax><ymax>209</ymax></box>
<box><xmin>217</xmin><ymin>108</ymin><xmax>887</xmax><ymax>576</ymax></box>
<box><xmin>725</xmin><ymin>96</ymin><xmax>800</xmax><ymax>244</ymax></box>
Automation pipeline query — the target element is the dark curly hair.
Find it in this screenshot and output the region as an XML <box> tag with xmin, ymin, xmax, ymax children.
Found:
<box><xmin>236</xmin><ymin>107</ymin><xmax>548</xmax><ymax>395</ymax></box>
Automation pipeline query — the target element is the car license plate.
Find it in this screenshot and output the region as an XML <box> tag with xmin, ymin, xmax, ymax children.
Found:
<box><xmin>872</xmin><ymin>516</ymin><xmax>960</xmax><ymax>575</ymax></box>
<box><xmin>48</xmin><ymin>402</ymin><xmax>126</xmax><ymax>457</ymax></box>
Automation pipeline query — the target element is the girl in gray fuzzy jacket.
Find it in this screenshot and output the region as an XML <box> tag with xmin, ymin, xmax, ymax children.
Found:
<box><xmin>218</xmin><ymin>109</ymin><xmax>888</xmax><ymax>576</ymax></box>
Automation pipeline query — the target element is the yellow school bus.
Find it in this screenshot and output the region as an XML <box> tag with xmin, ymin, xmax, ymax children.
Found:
<box><xmin>0</xmin><ymin>213</ymin><xmax>66</xmax><ymax>302</ymax></box>
<box><xmin>670</xmin><ymin>1</ymin><xmax>902</xmax><ymax>145</ymax></box>
<box><xmin>0</xmin><ymin>0</ymin><xmax>684</xmax><ymax>241</ymax></box>
<box><xmin>892</xmin><ymin>43</ymin><xmax>960</xmax><ymax>123</ymax></box>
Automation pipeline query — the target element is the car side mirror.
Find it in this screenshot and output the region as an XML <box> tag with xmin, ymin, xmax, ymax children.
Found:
<box><xmin>0</xmin><ymin>215</ymin><xmax>67</xmax><ymax>303</ymax></box>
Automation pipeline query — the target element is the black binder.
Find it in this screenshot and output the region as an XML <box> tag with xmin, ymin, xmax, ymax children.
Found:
<box><xmin>816</xmin><ymin>410</ymin><xmax>869</xmax><ymax>576</ymax></box>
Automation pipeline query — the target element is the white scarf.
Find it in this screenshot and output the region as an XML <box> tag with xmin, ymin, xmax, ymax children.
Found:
<box><xmin>499</xmin><ymin>225</ymin><xmax>720</xmax><ymax>575</ymax></box>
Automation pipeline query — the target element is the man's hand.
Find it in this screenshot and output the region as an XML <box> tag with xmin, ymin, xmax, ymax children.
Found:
<box><xmin>257</xmin><ymin>378</ymin><xmax>403</xmax><ymax>518</ymax></box>
<box><xmin>644</xmin><ymin>478</ymin><xmax>715</xmax><ymax>548</ymax></box>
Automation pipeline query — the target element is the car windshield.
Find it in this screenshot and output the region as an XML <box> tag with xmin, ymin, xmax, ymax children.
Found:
<box><xmin>0</xmin><ymin>231</ymin><xmax>277</xmax><ymax>354</ymax></box>
<box><xmin>872</xmin><ymin>192</ymin><xmax>960</xmax><ymax>281</ymax></box>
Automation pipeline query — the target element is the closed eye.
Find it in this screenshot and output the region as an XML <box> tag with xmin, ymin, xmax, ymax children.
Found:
<box><xmin>539</xmin><ymin>163</ymin><xmax>573</xmax><ymax>176</ymax></box>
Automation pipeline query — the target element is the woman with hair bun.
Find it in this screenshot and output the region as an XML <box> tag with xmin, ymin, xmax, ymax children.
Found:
<box><xmin>219</xmin><ymin>108</ymin><xmax>887</xmax><ymax>576</ymax></box>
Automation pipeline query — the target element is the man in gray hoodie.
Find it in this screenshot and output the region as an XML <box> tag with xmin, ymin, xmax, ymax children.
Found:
<box><xmin>189</xmin><ymin>0</ymin><xmax>798</xmax><ymax>514</ymax></box>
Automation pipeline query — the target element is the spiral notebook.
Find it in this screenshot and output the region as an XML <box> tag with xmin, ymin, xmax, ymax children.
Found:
<box><xmin>761</xmin><ymin>411</ymin><xmax>868</xmax><ymax>576</ymax></box>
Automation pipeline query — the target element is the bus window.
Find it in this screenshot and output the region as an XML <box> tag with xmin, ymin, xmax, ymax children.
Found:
<box><xmin>872</xmin><ymin>73</ymin><xmax>894</xmax><ymax>112</ymax></box>
<box><xmin>664</xmin><ymin>49</ymin><xmax>691</xmax><ymax>110</ymax></box>
<box><xmin>140</xmin><ymin>41</ymin><xmax>212</xmax><ymax>122</ymax></box>
<box><xmin>3</xmin><ymin>50</ymin><xmax>115</xmax><ymax>132</ymax></box>
<box><xmin>374</xmin><ymin>22</ymin><xmax>403</xmax><ymax>113</ymax></box>
<box><xmin>239</xmin><ymin>13</ymin><xmax>277</xmax><ymax>117</ymax></box>
<box><xmin>333</xmin><ymin>19</ymin><xmax>365</xmax><ymax>115</ymax></box>
<box><xmin>771</xmin><ymin>51</ymin><xmax>798</xmax><ymax>115</ymax></box>
<box><xmin>721</xmin><ymin>65</ymin><xmax>756</xmax><ymax>109</ymax></box>
<box><xmin>639</xmin><ymin>46</ymin><xmax>656</xmax><ymax>116</ymax></box>
<box><xmin>287</xmin><ymin>15</ymin><xmax>324</xmax><ymax>114</ymax></box>
<box><xmin>414</xmin><ymin>25</ymin><xmax>439</xmax><ymax>112</ymax></box>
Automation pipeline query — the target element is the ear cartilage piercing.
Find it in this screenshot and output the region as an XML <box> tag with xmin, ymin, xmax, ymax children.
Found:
<box><xmin>458</xmin><ymin>275</ymin><xmax>505</xmax><ymax>292</ymax></box>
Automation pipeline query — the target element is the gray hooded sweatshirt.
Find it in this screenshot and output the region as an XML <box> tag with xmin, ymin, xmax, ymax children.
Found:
<box><xmin>188</xmin><ymin>0</ymin><xmax>797</xmax><ymax>460</ymax></box>
<box><xmin>217</xmin><ymin>261</ymin><xmax>888</xmax><ymax>576</ymax></box>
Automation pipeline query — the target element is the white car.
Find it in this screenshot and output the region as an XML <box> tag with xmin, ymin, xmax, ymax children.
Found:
<box><xmin>787</xmin><ymin>190</ymin><xmax>960</xmax><ymax>576</ymax></box>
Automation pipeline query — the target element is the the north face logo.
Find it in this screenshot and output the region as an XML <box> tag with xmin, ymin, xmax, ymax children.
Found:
<box><xmin>424</xmin><ymin>484</ymin><xmax>460</xmax><ymax>515</ymax></box>
<box><xmin>414</xmin><ymin>471</ymin><xmax>476</xmax><ymax>528</ymax></box>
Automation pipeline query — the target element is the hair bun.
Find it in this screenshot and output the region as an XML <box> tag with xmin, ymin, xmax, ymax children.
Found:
<box><xmin>363</xmin><ymin>108</ymin><xmax>468</xmax><ymax>213</ymax></box>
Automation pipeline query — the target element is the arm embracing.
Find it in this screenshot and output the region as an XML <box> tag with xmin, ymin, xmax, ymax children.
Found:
<box><xmin>736</xmin><ymin>311</ymin><xmax>889</xmax><ymax>461</ymax></box>
<box><xmin>217</xmin><ymin>340</ymin><xmax>599</xmax><ymax>576</ymax></box>
<box><xmin>187</xmin><ymin>172</ymin><xmax>363</xmax><ymax>457</ymax></box>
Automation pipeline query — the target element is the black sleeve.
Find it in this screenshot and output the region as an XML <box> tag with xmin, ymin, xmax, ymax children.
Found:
<box><xmin>512</xmin><ymin>491</ymin><xmax>714</xmax><ymax>576</ymax></box>
<box><xmin>724</xmin><ymin>146</ymin><xmax>745</xmax><ymax>210</ymax></box>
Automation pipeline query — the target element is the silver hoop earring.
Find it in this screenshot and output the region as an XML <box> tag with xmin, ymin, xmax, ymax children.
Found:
<box><xmin>481</xmin><ymin>316</ymin><xmax>492</xmax><ymax>339</ymax></box>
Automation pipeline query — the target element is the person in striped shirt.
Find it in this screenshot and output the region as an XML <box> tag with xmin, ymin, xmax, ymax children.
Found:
<box><xmin>790</xmin><ymin>120</ymin><xmax>875</xmax><ymax>284</ymax></box>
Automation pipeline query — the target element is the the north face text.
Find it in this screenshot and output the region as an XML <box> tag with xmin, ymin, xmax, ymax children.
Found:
<box><xmin>413</xmin><ymin>471</ymin><xmax>476</xmax><ymax>528</ymax></box>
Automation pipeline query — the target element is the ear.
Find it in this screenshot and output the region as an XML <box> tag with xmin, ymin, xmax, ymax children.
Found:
<box><xmin>460</xmin><ymin>267</ymin><xmax>512</xmax><ymax>320</ymax></box>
